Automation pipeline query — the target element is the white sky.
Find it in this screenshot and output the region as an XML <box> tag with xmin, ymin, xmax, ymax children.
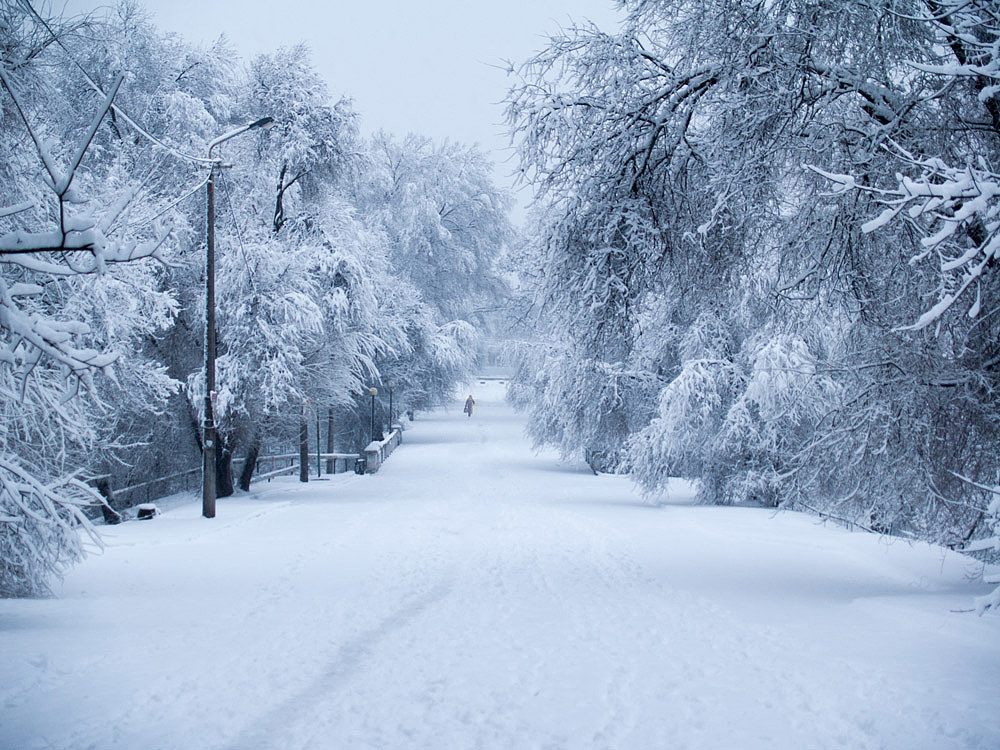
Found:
<box><xmin>66</xmin><ymin>0</ymin><xmax>624</xmax><ymax>219</ymax></box>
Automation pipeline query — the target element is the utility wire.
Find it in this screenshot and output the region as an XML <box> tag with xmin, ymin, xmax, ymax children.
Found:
<box><xmin>218</xmin><ymin>169</ymin><xmax>257</xmax><ymax>291</ymax></box>
<box><xmin>135</xmin><ymin>173</ymin><xmax>210</xmax><ymax>229</ymax></box>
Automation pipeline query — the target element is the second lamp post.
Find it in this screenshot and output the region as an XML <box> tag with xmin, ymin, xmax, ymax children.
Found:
<box><xmin>368</xmin><ymin>387</ymin><xmax>379</xmax><ymax>444</ymax></box>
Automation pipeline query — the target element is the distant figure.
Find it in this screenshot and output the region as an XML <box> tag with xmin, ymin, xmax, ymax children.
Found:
<box><xmin>463</xmin><ymin>394</ymin><xmax>475</xmax><ymax>418</ymax></box>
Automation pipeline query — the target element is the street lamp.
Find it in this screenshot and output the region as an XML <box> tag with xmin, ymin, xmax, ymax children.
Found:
<box><xmin>368</xmin><ymin>387</ymin><xmax>378</xmax><ymax>444</ymax></box>
<box><xmin>299</xmin><ymin>399</ymin><xmax>310</xmax><ymax>483</ymax></box>
<box><xmin>387</xmin><ymin>380</ymin><xmax>394</xmax><ymax>433</ymax></box>
<box><xmin>203</xmin><ymin>116</ymin><xmax>275</xmax><ymax>519</ymax></box>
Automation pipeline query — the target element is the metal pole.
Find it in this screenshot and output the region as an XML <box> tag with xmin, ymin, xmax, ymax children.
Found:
<box><xmin>370</xmin><ymin>392</ymin><xmax>376</xmax><ymax>444</ymax></box>
<box><xmin>326</xmin><ymin>407</ymin><xmax>334</xmax><ymax>473</ymax></box>
<box><xmin>200</xmin><ymin>115</ymin><xmax>274</xmax><ymax>519</ymax></box>
<box><xmin>299</xmin><ymin>401</ymin><xmax>309</xmax><ymax>482</ymax></box>
<box><xmin>389</xmin><ymin>388</ymin><xmax>393</xmax><ymax>433</ymax></box>
<box><xmin>316</xmin><ymin>408</ymin><xmax>321</xmax><ymax>477</ymax></box>
<box><xmin>202</xmin><ymin>164</ymin><xmax>217</xmax><ymax>519</ymax></box>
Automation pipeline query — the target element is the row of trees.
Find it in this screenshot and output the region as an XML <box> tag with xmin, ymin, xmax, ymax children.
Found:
<box><xmin>1</xmin><ymin>2</ymin><xmax>513</xmax><ymax>596</ymax></box>
<box><xmin>507</xmin><ymin>0</ymin><xmax>998</xmax><ymax>610</ymax></box>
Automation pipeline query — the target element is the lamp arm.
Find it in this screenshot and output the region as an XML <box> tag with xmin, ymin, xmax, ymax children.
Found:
<box><xmin>208</xmin><ymin>124</ymin><xmax>252</xmax><ymax>160</ymax></box>
<box><xmin>208</xmin><ymin>117</ymin><xmax>275</xmax><ymax>159</ymax></box>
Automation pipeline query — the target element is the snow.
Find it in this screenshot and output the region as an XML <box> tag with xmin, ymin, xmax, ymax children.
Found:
<box><xmin>1</xmin><ymin>381</ymin><xmax>998</xmax><ymax>750</ymax></box>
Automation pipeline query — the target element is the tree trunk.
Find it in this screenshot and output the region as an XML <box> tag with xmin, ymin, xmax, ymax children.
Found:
<box><xmin>273</xmin><ymin>164</ymin><xmax>288</xmax><ymax>233</ymax></box>
<box><xmin>95</xmin><ymin>477</ymin><xmax>122</xmax><ymax>524</ymax></box>
<box><xmin>189</xmin><ymin>408</ymin><xmax>203</xmax><ymax>452</ymax></box>
<box><xmin>299</xmin><ymin>407</ymin><xmax>309</xmax><ymax>483</ymax></box>
<box><xmin>584</xmin><ymin>449</ymin><xmax>602</xmax><ymax>476</ymax></box>
<box><xmin>238</xmin><ymin>434</ymin><xmax>261</xmax><ymax>492</ymax></box>
<box><xmin>326</xmin><ymin>407</ymin><xmax>335</xmax><ymax>473</ymax></box>
<box><xmin>216</xmin><ymin>441</ymin><xmax>235</xmax><ymax>498</ymax></box>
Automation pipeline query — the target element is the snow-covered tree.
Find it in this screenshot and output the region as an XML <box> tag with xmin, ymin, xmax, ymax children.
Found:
<box><xmin>352</xmin><ymin>132</ymin><xmax>515</xmax><ymax>417</ymax></box>
<box><xmin>1</xmin><ymin>0</ymin><xmax>521</xmax><ymax>595</ymax></box>
<box><xmin>1</xmin><ymin>3</ymin><xmax>181</xmax><ymax>595</ymax></box>
<box><xmin>178</xmin><ymin>44</ymin><xmax>382</xmax><ymax>492</ymax></box>
<box><xmin>507</xmin><ymin>0</ymin><xmax>1000</xmax><ymax>559</ymax></box>
<box><xmin>812</xmin><ymin>0</ymin><xmax>1000</xmax><ymax>602</ymax></box>
<box><xmin>363</xmin><ymin>132</ymin><xmax>514</xmax><ymax>325</ymax></box>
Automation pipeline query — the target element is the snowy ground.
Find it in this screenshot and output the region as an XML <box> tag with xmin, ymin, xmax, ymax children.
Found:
<box><xmin>1</xmin><ymin>382</ymin><xmax>998</xmax><ymax>750</ymax></box>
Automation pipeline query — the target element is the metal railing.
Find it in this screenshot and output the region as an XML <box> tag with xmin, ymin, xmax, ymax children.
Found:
<box><xmin>110</xmin><ymin>450</ymin><xmax>363</xmax><ymax>507</ymax></box>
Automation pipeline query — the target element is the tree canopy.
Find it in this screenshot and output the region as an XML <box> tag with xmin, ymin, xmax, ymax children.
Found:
<box><xmin>507</xmin><ymin>0</ymin><xmax>1000</xmax><ymax>609</ymax></box>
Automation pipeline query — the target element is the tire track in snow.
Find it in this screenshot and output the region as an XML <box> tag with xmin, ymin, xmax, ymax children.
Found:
<box><xmin>217</xmin><ymin>576</ymin><xmax>456</xmax><ymax>750</ymax></box>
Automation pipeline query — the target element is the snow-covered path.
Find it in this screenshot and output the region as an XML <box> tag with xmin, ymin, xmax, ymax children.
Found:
<box><xmin>2</xmin><ymin>382</ymin><xmax>998</xmax><ymax>750</ymax></box>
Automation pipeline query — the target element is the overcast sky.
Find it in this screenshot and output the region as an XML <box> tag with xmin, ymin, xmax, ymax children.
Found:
<box><xmin>67</xmin><ymin>0</ymin><xmax>623</xmax><ymax>217</ymax></box>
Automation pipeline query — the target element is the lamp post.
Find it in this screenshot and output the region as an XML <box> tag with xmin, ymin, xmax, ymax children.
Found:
<box><xmin>368</xmin><ymin>387</ymin><xmax>378</xmax><ymax>444</ymax></box>
<box><xmin>387</xmin><ymin>380</ymin><xmax>394</xmax><ymax>433</ymax></box>
<box><xmin>203</xmin><ymin>116</ymin><xmax>275</xmax><ymax>519</ymax></box>
<box><xmin>299</xmin><ymin>399</ymin><xmax>309</xmax><ymax>483</ymax></box>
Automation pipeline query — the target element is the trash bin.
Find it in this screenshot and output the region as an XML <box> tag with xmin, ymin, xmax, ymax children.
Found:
<box><xmin>354</xmin><ymin>457</ymin><xmax>367</xmax><ymax>475</ymax></box>
<box><xmin>136</xmin><ymin>503</ymin><xmax>158</xmax><ymax>520</ymax></box>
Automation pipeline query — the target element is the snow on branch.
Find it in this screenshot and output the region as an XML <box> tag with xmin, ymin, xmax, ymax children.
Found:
<box><xmin>16</xmin><ymin>0</ymin><xmax>214</xmax><ymax>167</ymax></box>
<box><xmin>0</xmin><ymin>202</ymin><xmax>35</xmax><ymax>220</ymax></box>
<box><xmin>0</xmin><ymin>454</ymin><xmax>102</xmax><ymax>597</ymax></box>
<box><xmin>0</xmin><ymin>61</ymin><xmax>172</xmax><ymax>378</ymax></box>
<box><xmin>911</xmin><ymin>0</ymin><xmax>1000</xmax><ymax>107</ymax></box>
<box><xmin>947</xmin><ymin>471</ymin><xmax>1000</xmax><ymax>615</ymax></box>
<box><xmin>0</xmin><ymin>65</ymin><xmax>168</xmax><ymax>265</ymax></box>
<box><xmin>0</xmin><ymin>2</ymin><xmax>181</xmax><ymax>600</ymax></box>
<box><xmin>809</xmin><ymin>151</ymin><xmax>1000</xmax><ymax>330</ymax></box>
<box><xmin>809</xmin><ymin>0</ymin><xmax>1000</xmax><ymax>331</ymax></box>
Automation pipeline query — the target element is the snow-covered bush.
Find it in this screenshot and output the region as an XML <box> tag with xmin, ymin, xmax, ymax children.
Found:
<box><xmin>629</xmin><ymin>328</ymin><xmax>838</xmax><ymax>507</ymax></box>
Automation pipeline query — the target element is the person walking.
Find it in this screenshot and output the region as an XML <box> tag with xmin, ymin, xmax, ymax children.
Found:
<box><xmin>463</xmin><ymin>394</ymin><xmax>475</xmax><ymax>418</ymax></box>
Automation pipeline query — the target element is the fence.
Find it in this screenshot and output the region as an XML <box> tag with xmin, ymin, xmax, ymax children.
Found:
<box><xmin>100</xmin><ymin>427</ymin><xmax>403</xmax><ymax>512</ymax></box>
<box><xmin>363</xmin><ymin>425</ymin><xmax>403</xmax><ymax>473</ymax></box>
<box><xmin>250</xmin><ymin>452</ymin><xmax>362</xmax><ymax>481</ymax></box>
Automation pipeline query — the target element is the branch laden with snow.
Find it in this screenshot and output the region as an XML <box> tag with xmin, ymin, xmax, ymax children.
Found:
<box><xmin>0</xmin><ymin>62</ymin><xmax>171</xmax><ymax>378</ymax></box>
<box><xmin>811</xmin><ymin>0</ymin><xmax>1000</xmax><ymax>331</ymax></box>
<box><xmin>0</xmin><ymin>457</ymin><xmax>101</xmax><ymax>597</ymax></box>
<box><xmin>814</xmin><ymin>153</ymin><xmax>1000</xmax><ymax>330</ymax></box>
